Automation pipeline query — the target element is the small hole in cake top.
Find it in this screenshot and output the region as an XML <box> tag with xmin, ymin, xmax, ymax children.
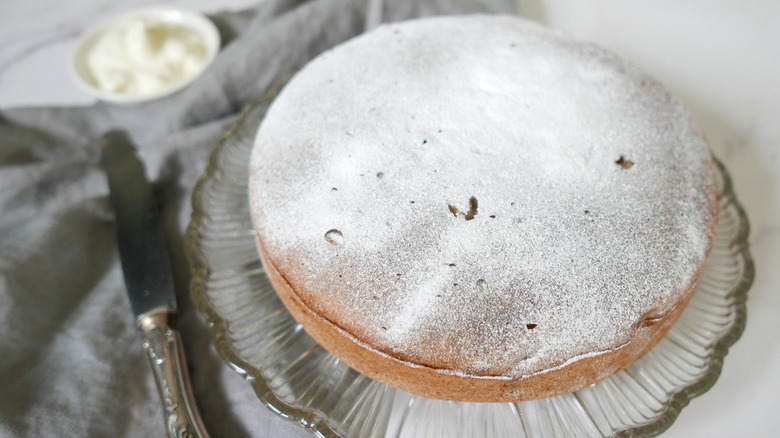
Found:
<box><xmin>476</xmin><ymin>279</ymin><xmax>486</xmax><ymax>289</ymax></box>
<box><xmin>466</xmin><ymin>197</ymin><xmax>479</xmax><ymax>219</ymax></box>
<box><xmin>376</xmin><ymin>172</ymin><xmax>384</xmax><ymax>178</ymax></box>
<box><xmin>396</xmin><ymin>273</ymin><xmax>402</xmax><ymax>277</ymax></box>
<box><xmin>324</xmin><ymin>229</ymin><xmax>344</xmax><ymax>246</ymax></box>
<box><xmin>447</xmin><ymin>196</ymin><xmax>478</xmax><ymax>220</ymax></box>
<box><xmin>616</xmin><ymin>156</ymin><xmax>634</xmax><ymax>169</ymax></box>
<box><xmin>526</xmin><ymin>323</ymin><xmax>537</xmax><ymax>329</ymax></box>
<box><xmin>584</xmin><ymin>210</ymin><xmax>590</xmax><ymax>214</ymax></box>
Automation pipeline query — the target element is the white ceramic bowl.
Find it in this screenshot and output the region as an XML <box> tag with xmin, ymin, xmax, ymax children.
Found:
<box><xmin>70</xmin><ymin>6</ymin><xmax>220</xmax><ymax>104</ymax></box>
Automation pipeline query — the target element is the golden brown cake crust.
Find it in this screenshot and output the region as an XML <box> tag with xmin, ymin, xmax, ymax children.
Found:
<box><xmin>257</xmin><ymin>215</ymin><xmax>714</xmax><ymax>401</ymax></box>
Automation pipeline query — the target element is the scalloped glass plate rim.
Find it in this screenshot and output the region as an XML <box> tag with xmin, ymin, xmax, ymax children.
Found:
<box><xmin>185</xmin><ymin>101</ymin><xmax>754</xmax><ymax>438</ymax></box>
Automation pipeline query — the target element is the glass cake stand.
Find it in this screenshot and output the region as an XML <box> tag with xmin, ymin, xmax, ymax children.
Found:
<box><xmin>185</xmin><ymin>98</ymin><xmax>753</xmax><ymax>438</ymax></box>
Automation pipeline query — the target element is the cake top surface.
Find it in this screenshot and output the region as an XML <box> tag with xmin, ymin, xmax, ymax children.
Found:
<box><xmin>249</xmin><ymin>15</ymin><xmax>717</xmax><ymax>378</ymax></box>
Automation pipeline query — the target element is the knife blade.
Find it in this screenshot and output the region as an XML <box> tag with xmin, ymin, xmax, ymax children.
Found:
<box><xmin>100</xmin><ymin>131</ymin><xmax>210</xmax><ymax>438</ymax></box>
<box><xmin>101</xmin><ymin>132</ymin><xmax>176</xmax><ymax>318</ymax></box>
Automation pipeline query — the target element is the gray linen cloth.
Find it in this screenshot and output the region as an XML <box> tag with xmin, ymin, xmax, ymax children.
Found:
<box><xmin>0</xmin><ymin>0</ymin><xmax>516</xmax><ymax>436</ymax></box>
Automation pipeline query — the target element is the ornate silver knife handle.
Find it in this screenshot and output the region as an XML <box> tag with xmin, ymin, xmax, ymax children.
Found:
<box><xmin>137</xmin><ymin>308</ymin><xmax>210</xmax><ymax>438</ymax></box>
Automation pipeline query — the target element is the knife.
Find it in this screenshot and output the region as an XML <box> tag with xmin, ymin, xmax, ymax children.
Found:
<box><xmin>100</xmin><ymin>131</ymin><xmax>210</xmax><ymax>438</ymax></box>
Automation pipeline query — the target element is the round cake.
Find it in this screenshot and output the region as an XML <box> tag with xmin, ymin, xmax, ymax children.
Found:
<box><xmin>248</xmin><ymin>15</ymin><xmax>718</xmax><ymax>402</ymax></box>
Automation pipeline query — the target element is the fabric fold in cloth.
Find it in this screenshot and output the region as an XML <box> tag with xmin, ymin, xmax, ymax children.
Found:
<box><xmin>0</xmin><ymin>0</ymin><xmax>516</xmax><ymax>436</ymax></box>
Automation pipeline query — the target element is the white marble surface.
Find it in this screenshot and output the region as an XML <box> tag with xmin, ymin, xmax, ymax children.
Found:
<box><xmin>2</xmin><ymin>0</ymin><xmax>778</xmax><ymax>437</ymax></box>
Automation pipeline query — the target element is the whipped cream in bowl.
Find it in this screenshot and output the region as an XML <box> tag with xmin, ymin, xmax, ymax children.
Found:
<box><xmin>70</xmin><ymin>7</ymin><xmax>220</xmax><ymax>104</ymax></box>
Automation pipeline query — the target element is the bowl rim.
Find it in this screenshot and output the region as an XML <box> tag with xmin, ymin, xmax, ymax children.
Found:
<box><xmin>68</xmin><ymin>6</ymin><xmax>221</xmax><ymax>104</ymax></box>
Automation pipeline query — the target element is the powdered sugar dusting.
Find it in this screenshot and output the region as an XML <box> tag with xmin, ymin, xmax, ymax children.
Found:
<box><xmin>248</xmin><ymin>15</ymin><xmax>717</xmax><ymax>378</ymax></box>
